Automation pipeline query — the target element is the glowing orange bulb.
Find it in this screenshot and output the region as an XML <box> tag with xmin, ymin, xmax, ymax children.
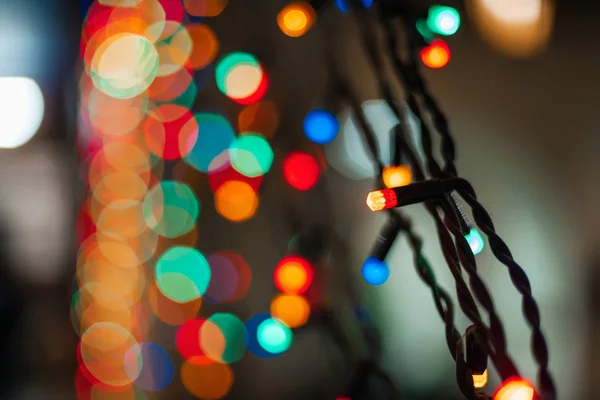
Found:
<box><xmin>420</xmin><ymin>39</ymin><xmax>451</xmax><ymax>69</ymax></box>
<box><xmin>277</xmin><ymin>2</ymin><xmax>315</xmax><ymax>38</ymax></box>
<box><xmin>382</xmin><ymin>165</ymin><xmax>412</xmax><ymax>188</ymax></box>
<box><xmin>270</xmin><ymin>294</ymin><xmax>311</xmax><ymax>328</ymax></box>
<box><xmin>274</xmin><ymin>256</ymin><xmax>313</xmax><ymax>295</ymax></box>
<box><xmin>473</xmin><ymin>369</ymin><xmax>489</xmax><ymax>389</ymax></box>
<box><xmin>494</xmin><ymin>377</ymin><xmax>536</xmax><ymax>400</ymax></box>
<box><xmin>366</xmin><ymin>189</ymin><xmax>398</xmax><ymax>212</ymax></box>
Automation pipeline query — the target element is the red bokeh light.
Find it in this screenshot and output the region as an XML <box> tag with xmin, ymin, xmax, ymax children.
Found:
<box><xmin>283</xmin><ymin>151</ymin><xmax>320</xmax><ymax>191</ymax></box>
<box><xmin>274</xmin><ymin>255</ymin><xmax>314</xmax><ymax>295</ymax></box>
<box><xmin>176</xmin><ymin>318</ymin><xmax>214</xmax><ymax>365</ymax></box>
<box><xmin>420</xmin><ymin>39</ymin><xmax>451</xmax><ymax>69</ymax></box>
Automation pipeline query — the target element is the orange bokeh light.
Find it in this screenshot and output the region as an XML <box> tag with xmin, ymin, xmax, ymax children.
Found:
<box><xmin>494</xmin><ymin>377</ymin><xmax>536</xmax><ymax>400</ymax></box>
<box><xmin>277</xmin><ymin>2</ymin><xmax>316</xmax><ymax>38</ymax></box>
<box><xmin>270</xmin><ymin>294</ymin><xmax>311</xmax><ymax>328</ymax></box>
<box><xmin>214</xmin><ymin>180</ymin><xmax>259</xmax><ymax>222</ymax></box>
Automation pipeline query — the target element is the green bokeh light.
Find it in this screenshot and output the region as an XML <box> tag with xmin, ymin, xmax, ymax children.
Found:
<box><xmin>143</xmin><ymin>180</ymin><xmax>199</xmax><ymax>238</ymax></box>
<box><xmin>427</xmin><ymin>5</ymin><xmax>460</xmax><ymax>36</ymax></box>
<box><xmin>229</xmin><ymin>135</ymin><xmax>274</xmax><ymax>178</ymax></box>
<box><xmin>205</xmin><ymin>313</ymin><xmax>248</xmax><ymax>364</ymax></box>
<box><xmin>215</xmin><ymin>52</ymin><xmax>259</xmax><ymax>95</ymax></box>
<box><xmin>465</xmin><ymin>227</ymin><xmax>485</xmax><ymax>256</ymax></box>
<box><xmin>155</xmin><ymin>247</ymin><xmax>210</xmax><ymax>303</ymax></box>
<box><xmin>257</xmin><ymin>318</ymin><xmax>292</xmax><ymax>354</ymax></box>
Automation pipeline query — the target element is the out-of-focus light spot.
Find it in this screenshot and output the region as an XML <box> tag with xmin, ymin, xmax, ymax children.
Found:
<box><xmin>98</xmin><ymin>0</ymin><xmax>143</xmax><ymax>7</ymax></box>
<box><xmin>176</xmin><ymin>319</ymin><xmax>214</xmax><ymax>363</ymax></box>
<box><xmin>238</xmin><ymin>101</ymin><xmax>280</xmax><ymax>139</ymax></box>
<box><xmin>155</xmin><ymin>246</ymin><xmax>211</xmax><ymax>303</ymax></box>
<box><xmin>143</xmin><ymin>104</ymin><xmax>198</xmax><ymax>160</ymax></box>
<box><xmin>257</xmin><ymin>318</ymin><xmax>293</xmax><ymax>355</ymax></box>
<box><xmin>427</xmin><ymin>5</ymin><xmax>461</xmax><ymax>36</ymax></box>
<box><xmin>277</xmin><ymin>2</ymin><xmax>316</xmax><ymax>38</ymax></box>
<box><xmin>201</xmin><ymin>313</ymin><xmax>248</xmax><ymax>364</ymax></box>
<box><xmin>85</xmin><ymin>87</ymin><xmax>148</xmax><ymax>138</ymax></box>
<box><xmin>183</xmin><ymin>0</ymin><xmax>229</xmax><ymax>17</ymax></box>
<box><xmin>90</xmin><ymin>33</ymin><xmax>159</xmax><ymax>99</ymax></box>
<box><xmin>181</xmin><ymin>359</ymin><xmax>234</xmax><ymax>399</ymax></box>
<box><xmin>416</xmin><ymin>19</ymin><xmax>435</xmax><ymax>41</ymax></box>
<box><xmin>304</xmin><ymin>109</ymin><xmax>339</xmax><ymax>144</ymax></box>
<box><xmin>283</xmin><ymin>151</ymin><xmax>320</xmax><ymax>191</ymax></box>
<box><xmin>185</xmin><ymin>112</ymin><xmax>235</xmax><ymax>173</ymax></box>
<box><xmin>143</xmin><ymin>180</ymin><xmax>199</xmax><ymax>238</ymax></box>
<box><xmin>467</xmin><ymin>0</ymin><xmax>554</xmax><ymax>57</ymax></box>
<box><xmin>216</xmin><ymin>52</ymin><xmax>268</xmax><ymax>104</ymax></box>
<box><xmin>205</xmin><ymin>251</ymin><xmax>252</xmax><ymax>304</ymax></box>
<box><xmin>208</xmin><ymin>151</ymin><xmax>263</xmax><ymax>194</ymax></box>
<box><xmin>362</xmin><ymin>256</ymin><xmax>390</xmax><ymax>286</ymax></box>
<box><xmin>382</xmin><ymin>165</ymin><xmax>412</xmax><ymax>188</ymax></box>
<box><xmin>186</xmin><ymin>24</ymin><xmax>219</xmax><ymax>70</ymax></box>
<box><xmin>80</xmin><ymin>322</ymin><xmax>142</xmax><ymax>387</ymax></box>
<box><xmin>479</xmin><ymin>0</ymin><xmax>542</xmax><ymax>23</ymax></box>
<box><xmin>127</xmin><ymin>343</ymin><xmax>173</xmax><ymax>391</ymax></box>
<box><xmin>147</xmin><ymin>68</ymin><xmax>193</xmax><ymax>104</ymax></box>
<box><xmin>420</xmin><ymin>39</ymin><xmax>451</xmax><ymax>69</ymax></box>
<box><xmin>0</xmin><ymin>77</ymin><xmax>44</xmax><ymax>149</ymax></box>
<box><xmin>229</xmin><ymin>135</ymin><xmax>274</xmax><ymax>178</ymax></box>
<box><xmin>493</xmin><ymin>377</ymin><xmax>536</xmax><ymax>400</ymax></box>
<box><xmin>270</xmin><ymin>294</ymin><xmax>310</xmax><ymax>328</ymax></box>
<box><xmin>274</xmin><ymin>256</ymin><xmax>313</xmax><ymax>295</ymax></box>
<box><xmin>148</xmin><ymin>283</ymin><xmax>202</xmax><ymax>326</ymax></box>
<box><xmin>465</xmin><ymin>227</ymin><xmax>485</xmax><ymax>255</ymax></box>
<box><xmin>214</xmin><ymin>180</ymin><xmax>259</xmax><ymax>222</ymax></box>
<box><xmin>473</xmin><ymin>369</ymin><xmax>489</xmax><ymax>389</ymax></box>
<box><xmin>155</xmin><ymin>22</ymin><xmax>193</xmax><ymax>77</ymax></box>
<box><xmin>335</xmin><ymin>0</ymin><xmax>373</xmax><ymax>12</ymax></box>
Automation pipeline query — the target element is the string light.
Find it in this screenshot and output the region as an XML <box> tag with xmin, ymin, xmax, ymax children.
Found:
<box><xmin>420</xmin><ymin>39</ymin><xmax>451</xmax><ymax>69</ymax></box>
<box><xmin>473</xmin><ymin>369</ymin><xmax>488</xmax><ymax>389</ymax></box>
<box><xmin>366</xmin><ymin>189</ymin><xmax>397</xmax><ymax>212</ymax></box>
<box><xmin>382</xmin><ymin>165</ymin><xmax>412</xmax><ymax>188</ymax></box>
<box><xmin>277</xmin><ymin>2</ymin><xmax>316</xmax><ymax>38</ymax></box>
<box><xmin>427</xmin><ymin>5</ymin><xmax>461</xmax><ymax>36</ymax></box>
<box><xmin>465</xmin><ymin>227</ymin><xmax>485</xmax><ymax>255</ymax></box>
<box><xmin>493</xmin><ymin>377</ymin><xmax>536</xmax><ymax>400</ymax></box>
<box><xmin>362</xmin><ymin>257</ymin><xmax>390</xmax><ymax>286</ymax></box>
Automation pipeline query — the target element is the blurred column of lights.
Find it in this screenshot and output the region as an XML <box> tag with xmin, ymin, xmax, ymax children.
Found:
<box><xmin>73</xmin><ymin>1</ymin><xmax>264</xmax><ymax>399</ymax></box>
<box><xmin>467</xmin><ymin>0</ymin><xmax>555</xmax><ymax>57</ymax></box>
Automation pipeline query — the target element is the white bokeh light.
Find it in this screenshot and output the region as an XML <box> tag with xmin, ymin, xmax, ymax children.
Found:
<box><xmin>0</xmin><ymin>77</ymin><xmax>44</xmax><ymax>149</ymax></box>
<box><xmin>479</xmin><ymin>0</ymin><xmax>543</xmax><ymax>24</ymax></box>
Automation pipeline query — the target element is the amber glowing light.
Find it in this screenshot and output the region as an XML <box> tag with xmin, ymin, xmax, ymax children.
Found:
<box><xmin>493</xmin><ymin>377</ymin><xmax>536</xmax><ymax>400</ymax></box>
<box><xmin>420</xmin><ymin>39</ymin><xmax>451</xmax><ymax>69</ymax></box>
<box><xmin>277</xmin><ymin>2</ymin><xmax>316</xmax><ymax>38</ymax></box>
<box><xmin>473</xmin><ymin>369</ymin><xmax>488</xmax><ymax>389</ymax></box>
<box><xmin>366</xmin><ymin>189</ymin><xmax>398</xmax><ymax>212</ymax></box>
<box><xmin>382</xmin><ymin>165</ymin><xmax>412</xmax><ymax>188</ymax></box>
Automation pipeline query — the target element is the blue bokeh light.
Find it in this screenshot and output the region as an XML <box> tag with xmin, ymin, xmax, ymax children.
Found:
<box><xmin>303</xmin><ymin>109</ymin><xmax>339</xmax><ymax>144</ymax></box>
<box><xmin>362</xmin><ymin>257</ymin><xmax>390</xmax><ymax>286</ymax></box>
<box><xmin>129</xmin><ymin>343</ymin><xmax>174</xmax><ymax>392</ymax></box>
<box><xmin>335</xmin><ymin>0</ymin><xmax>373</xmax><ymax>13</ymax></box>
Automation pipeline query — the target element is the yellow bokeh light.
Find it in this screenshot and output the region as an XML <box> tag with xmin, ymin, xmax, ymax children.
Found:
<box><xmin>274</xmin><ymin>258</ymin><xmax>313</xmax><ymax>295</ymax></box>
<box><xmin>473</xmin><ymin>369</ymin><xmax>488</xmax><ymax>389</ymax></box>
<box><xmin>270</xmin><ymin>294</ymin><xmax>311</xmax><ymax>328</ymax></box>
<box><xmin>277</xmin><ymin>2</ymin><xmax>315</xmax><ymax>38</ymax></box>
<box><xmin>224</xmin><ymin>63</ymin><xmax>263</xmax><ymax>100</ymax></box>
<box><xmin>382</xmin><ymin>165</ymin><xmax>412</xmax><ymax>188</ymax></box>
<box><xmin>494</xmin><ymin>378</ymin><xmax>535</xmax><ymax>400</ymax></box>
<box><xmin>215</xmin><ymin>180</ymin><xmax>259</xmax><ymax>222</ymax></box>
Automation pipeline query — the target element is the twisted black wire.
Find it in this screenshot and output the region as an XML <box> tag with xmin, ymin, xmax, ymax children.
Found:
<box><xmin>454</xmin><ymin>179</ymin><xmax>557</xmax><ymax>399</ymax></box>
<box><xmin>378</xmin><ymin>12</ymin><xmax>523</xmax><ymax>380</ymax></box>
<box><xmin>337</xmin><ymin>46</ymin><xmax>493</xmax><ymax>396</ymax></box>
<box><xmin>352</xmin><ymin>7</ymin><xmax>521</xmax><ymax>383</ymax></box>
<box><xmin>385</xmin><ymin>12</ymin><xmax>556</xmax><ymax>398</ymax></box>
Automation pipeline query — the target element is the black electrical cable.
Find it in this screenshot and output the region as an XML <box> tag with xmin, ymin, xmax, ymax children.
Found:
<box><xmin>348</xmin><ymin>5</ymin><xmax>521</xmax><ymax>387</ymax></box>
<box><xmin>380</xmin><ymin>10</ymin><xmax>556</xmax><ymax>398</ymax></box>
